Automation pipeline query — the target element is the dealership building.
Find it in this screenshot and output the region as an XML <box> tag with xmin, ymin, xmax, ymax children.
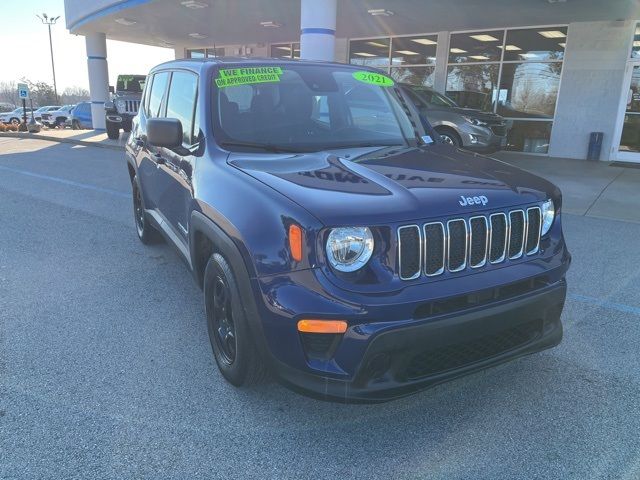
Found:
<box><xmin>64</xmin><ymin>0</ymin><xmax>640</xmax><ymax>163</ymax></box>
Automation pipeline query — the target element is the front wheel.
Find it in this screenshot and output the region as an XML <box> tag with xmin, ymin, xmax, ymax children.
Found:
<box><xmin>106</xmin><ymin>120</ymin><xmax>120</xmax><ymax>140</ymax></box>
<box><xmin>204</xmin><ymin>253</ymin><xmax>267</xmax><ymax>386</ymax></box>
<box><xmin>71</xmin><ymin>120</ymin><xmax>80</xmax><ymax>130</ymax></box>
<box><xmin>437</xmin><ymin>128</ymin><xmax>462</xmax><ymax>148</ymax></box>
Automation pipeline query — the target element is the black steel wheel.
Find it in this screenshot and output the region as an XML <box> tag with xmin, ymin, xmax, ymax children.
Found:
<box><xmin>210</xmin><ymin>273</ymin><xmax>237</xmax><ymax>365</ymax></box>
<box><xmin>204</xmin><ymin>253</ymin><xmax>267</xmax><ymax>386</ymax></box>
<box><xmin>131</xmin><ymin>174</ymin><xmax>161</xmax><ymax>244</ymax></box>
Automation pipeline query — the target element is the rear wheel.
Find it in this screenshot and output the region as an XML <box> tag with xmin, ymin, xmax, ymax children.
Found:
<box><xmin>9</xmin><ymin>118</ymin><xmax>20</xmax><ymax>126</ymax></box>
<box><xmin>106</xmin><ymin>120</ymin><xmax>120</xmax><ymax>140</ymax></box>
<box><xmin>131</xmin><ymin>175</ymin><xmax>161</xmax><ymax>244</ymax></box>
<box><xmin>204</xmin><ymin>253</ymin><xmax>267</xmax><ymax>386</ymax></box>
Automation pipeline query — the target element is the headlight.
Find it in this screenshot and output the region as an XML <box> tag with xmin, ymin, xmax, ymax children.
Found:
<box><xmin>326</xmin><ymin>227</ymin><xmax>374</xmax><ymax>272</ymax></box>
<box><xmin>541</xmin><ymin>199</ymin><xmax>555</xmax><ymax>235</ymax></box>
<box><xmin>463</xmin><ymin>116</ymin><xmax>488</xmax><ymax>127</ymax></box>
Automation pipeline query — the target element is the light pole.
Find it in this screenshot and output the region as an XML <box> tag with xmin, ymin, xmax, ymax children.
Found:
<box><xmin>36</xmin><ymin>13</ymin><xmax>60</xmax><ymax>103</ymax></box>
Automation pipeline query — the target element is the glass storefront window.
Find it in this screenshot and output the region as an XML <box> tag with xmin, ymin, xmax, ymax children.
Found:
<box><xmin>503</xmin><ymin>27</ymin><xmax>567</xmax><ymax>61</ymax></box>
<box><xmin>187</xmin><ymin>49</ymin><xmax>205</xmax><ymax>59</ymax></box>
<box><xmin>391</xmin><ymin>35</ymin><xmax>437</xmax><ymax>66</ymax></box>
<box><xmin>505</xmin><ymin>121</ymin><xmax>552</xmax><ymax>153</ymax></box>
<box><xmin>497</xmin><ymin>62</ymin><xmax>561</xmax><ymax>118</ymax></box>
<box><xmin>632</xmin><ymin>23</ymin><xmax>640</xmax><ymax>59</ymax></box>
<box><xmin>206</xmin><ymin>48</ymin><xmax>225</xmax><ymax>58</ymax></box>
<box><xmin>272</xmin><ymin>43</ymin><xmax>300</xmax><ymax>59</ymax></box>
<box><xmin>446</xmin><ymin>64</ymin><xmax>499</xmax><ymax>111</ymax></box>
<box><xmin>448</xmin><ymin>30</ymin><xmax>504</xmax><ymax>63</ymax></box>
<box><xmin>349</xmin><ymin>38</ymin><xmax>391</xmax><ymax>67</ymax></box>
<box><xmin>390</xmin><ymin>66</ymin><xmax>436</xmax><ymax>88</ymax></box>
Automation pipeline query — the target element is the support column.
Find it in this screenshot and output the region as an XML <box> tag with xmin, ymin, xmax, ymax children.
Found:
<box><xmin>85</xmin><ymin>33</ymin><xmax>109</xmax><ymax>130</ymax></box>
<box><xmin>433</xmin><ymin>31</ymin><xmax>450</xmax><ymax>94</ymax></box>
<box><xmin>300</xmin><ymin>0</ymin><xmax>337</xmax><ymax>62</ymax></box>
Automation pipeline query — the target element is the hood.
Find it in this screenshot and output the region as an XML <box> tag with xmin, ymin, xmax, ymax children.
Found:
<box><xmin>229</xmin><ymin>145</ymin><xmax>557</xmax><ymax>226</ymax></box>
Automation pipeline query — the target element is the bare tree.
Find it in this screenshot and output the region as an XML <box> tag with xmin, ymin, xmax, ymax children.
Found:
<box><xmin>60</xmin><ymin>86</ymin><xmax>90</xmax><ymax>105</ymax></box>
<box><xmin>0</xmin><ymin>81</ymin><xmax>19</xmax><ymax>107</ymax></box>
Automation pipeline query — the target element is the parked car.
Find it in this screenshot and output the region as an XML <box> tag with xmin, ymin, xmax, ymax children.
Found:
<box><xmin>126</xmin><ymin>58</ymin><xmax>570</xmax><ymax>402</ymax></box>
<box><xmin>105</xmin><ymin>74</ymin><xmax>146</xmax><ymax>139</ymax></box>
<box><xmin>401</xmin><ymin>83</ymin><xmax>508</xmax><ymax>152</ymax></box>
<box><xmin>41</xmin><ymin>105</ymin><xmax>74</xmax><ymax>128</ymax></box>
<box><xmin>0</xmin><ymin>102</ymin><xmax>16</xmax><ymax>112</ymax></box>
<box><xmin>33</xmin><ymin>105</ymin><xmax>61</xmax><ymax>122</ymax></box>
<box><xmin>0</xmin><ymin>107</ymin><xmax>34</xmax><ymax>125</ymax></box>
<box><xmin>65</xmin><ymin>102</ymin><xmax>93</xmax><ymax>129</ymax></box>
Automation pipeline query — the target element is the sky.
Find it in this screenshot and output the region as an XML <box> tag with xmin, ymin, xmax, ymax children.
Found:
<box><xmin>0</xmin><ymin>1</ymin><xmax>174</xmax><ymax>92</ymax></box>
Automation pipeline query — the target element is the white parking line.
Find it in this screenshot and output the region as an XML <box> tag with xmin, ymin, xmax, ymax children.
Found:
<box><xmin>0</xmin><ymin>164</ymin><xmax>130</xmax><ymax>198</ymax></box>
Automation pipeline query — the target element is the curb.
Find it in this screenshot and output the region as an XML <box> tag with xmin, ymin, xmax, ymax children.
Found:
<box><xmin>0</xmin><ymin>132</ymin><xmax>125</xmax><ymax>151</ymax></box>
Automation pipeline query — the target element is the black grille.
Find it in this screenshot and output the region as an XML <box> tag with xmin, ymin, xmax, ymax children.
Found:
<box><xmin>508</xmin><ymin>210</ymin><xmax>525</xmax><ymax>259</ymax></box>
<box><xmin>489</xmin><ymin>213</ymin><xmax>507</xmax><ymax>263</ymax></box>
<box><xmin>403</xmin><ymin>319</ymin><xmax>541</xmax><ymax>380</ymax></box>
<box><xmin>469</xmin><ymin>217</ymin><xmax>488</xmax><ymax>267</ymax></box>
<box><xmin>447</xmin><ymin>220</ymin><xmax>467</xmax><ymax>271</ymax></box>
<box><xmin>398</xmin><ymin>226</ymin><xmax>421</xmax><ymax>280</ymax></box>
<box><xmin>526</xmin><ymin>208</ymin><xmax>541</xmax><ymax>254</ymax></box>
<box><xmin>424</xmin><ymin>223</ymin><xmax>444</xmax><ymax>276</ymax></box>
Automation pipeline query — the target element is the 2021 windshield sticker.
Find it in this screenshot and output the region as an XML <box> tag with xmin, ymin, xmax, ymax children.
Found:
<box><xmin>352</xmin><ymin>71</ymin><xmax>394</xmax><ymax>87</ymax></box>
<box><xmin>215</xmin><ymin>67</ymin><xmax>283</xmax><ymax>88</ymax></box>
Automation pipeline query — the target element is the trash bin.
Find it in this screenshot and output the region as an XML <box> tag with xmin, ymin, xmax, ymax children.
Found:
<box><xmin>587</xmin><ymin>132</ymin><xmax>603</xmax><ymax>161</ymax></box>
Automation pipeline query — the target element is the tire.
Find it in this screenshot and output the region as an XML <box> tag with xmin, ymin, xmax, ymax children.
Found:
<box><xmin>9</xmin><ymin>118</ymin><xmax>20</xmax><ymax>126</ymax></box>
<box><xmin>131</xmin><ymin>175</ymin><xmax>161</xmax><ymax>244</ymax></box>
<box><xmin>72</xmin><ymin>120</ymin><xmax>80</xmax><ymax>130</ymax></box>
<box><xmin>106</xmin><ymin>120</ymin><xmax>120</xmax><ymax>140</ymax></box>
<box><xmin>122</xmin><ymin>123</ymin><xmax>132</xmax><ymax>133</ymax></box>
<box><xmin>204</xmin><ymin>253</ymin><xmax>267</xmax><ymax>386</ymax></box>
<box><xmin>436</xmin><ymin>128</ymin><xmax>462</xmax><ymax>148</ymax></box>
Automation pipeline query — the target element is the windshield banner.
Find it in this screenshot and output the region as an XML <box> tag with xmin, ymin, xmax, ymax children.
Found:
<box><xmin>215</xmin><ymin>67</ymin><xmax>283</xmax><ymax>88</ymax></box>
<box><xmin>352</xmin><ymin>71</ymin><xmax>394</xmax><ymax>87</ymax></box>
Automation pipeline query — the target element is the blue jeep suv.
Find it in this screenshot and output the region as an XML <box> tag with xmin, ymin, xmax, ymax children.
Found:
<box><xmin>125</xmin><ymin>58</ymin><xmax>570</xmax><ymax>402</ymax></box>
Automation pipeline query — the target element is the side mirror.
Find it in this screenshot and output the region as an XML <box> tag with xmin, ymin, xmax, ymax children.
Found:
<box><xmin>147</xmin><ymin>118</ymin><xmax>183</xmax><ymax>148</ymax></box>
<box><xmin>109</xmin><ymin>85</ymin><xmax>115</xmax><ymax>94</ymax></box>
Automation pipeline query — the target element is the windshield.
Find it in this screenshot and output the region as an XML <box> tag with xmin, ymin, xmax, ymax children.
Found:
<box><xmin>214</xmin><ymin>65</ymin><xmax>421</xmax><ymax>152</ymax></box>
<box><xmin>116</xmin><ymin>75</ymin><xmax>146</xmax><ymax>93</ymax></box>
<box><xmin>410</xmin><ymin>87</ymin><xmax>458</xmax><ymax>108</ymax></box>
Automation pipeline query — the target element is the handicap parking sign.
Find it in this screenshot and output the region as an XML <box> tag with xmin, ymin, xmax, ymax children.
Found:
<box><xmin>17</xmin><ymin>83</ymin><xmax>29</xmax><ymax>100</ymax></box>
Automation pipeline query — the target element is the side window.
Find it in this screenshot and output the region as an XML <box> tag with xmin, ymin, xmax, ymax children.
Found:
<box><xmin>142</xmin><ymin>74</ymin><xmax>153</xmax><ymax>116</ymax></box>
<box><xmin>147</xmin><ymin>71</ymin><xmax>170</xmax><ymax>118</ymax></box>
<box><xmin>166</xmin><ymin>71</ymin><xmax>198</xmax><ymax>145</ymax></box>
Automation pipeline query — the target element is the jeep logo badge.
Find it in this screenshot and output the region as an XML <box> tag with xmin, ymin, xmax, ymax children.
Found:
<box><xmin>459</xmin><ymin>195</ymin><xmax>488</xmax><ymax>206</ymax></box>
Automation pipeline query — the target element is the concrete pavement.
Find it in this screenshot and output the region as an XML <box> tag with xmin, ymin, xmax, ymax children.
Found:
<box><xmin>1</xmin><ymin>137</ymin><xmax>639</xmax><ymax>479</ymax></box>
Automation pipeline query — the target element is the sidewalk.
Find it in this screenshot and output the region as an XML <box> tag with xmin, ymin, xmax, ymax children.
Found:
<box><xmin>494</xmin><ymin>152</ymin><xmax>640</xmax><ymax>224</ymax></box>
<box><xmin>0</xmin><ymin>128</ymin><xmax>129</xmax><ymax>150</ymax></box>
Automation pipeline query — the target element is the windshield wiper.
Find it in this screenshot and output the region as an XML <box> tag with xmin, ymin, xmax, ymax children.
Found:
<box><xmin>219</xmin><ymin>141</ymin><xmax>304</xmax><ymax>154</ymax></box>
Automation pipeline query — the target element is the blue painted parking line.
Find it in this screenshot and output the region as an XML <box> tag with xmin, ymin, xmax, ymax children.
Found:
<box><xmin>0</xmin><ymin>165</ymin><xmax>130</xmax><ymax>198</ymax></box>
<box><xmin>569</xmin><ymin>293</ymin><xmax>640</xmax><ymax>316</ymax></box>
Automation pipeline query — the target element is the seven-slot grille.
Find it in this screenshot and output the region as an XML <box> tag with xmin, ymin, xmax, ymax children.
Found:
<box><xmin>123</xmin><ymin>100</ymin><xmax>140</xmax><ymax>113</ymax></box>
<box><xmin>397</xmin><ymin>206</ymin><xmax>542</xmax><ymax>280</ymax></box>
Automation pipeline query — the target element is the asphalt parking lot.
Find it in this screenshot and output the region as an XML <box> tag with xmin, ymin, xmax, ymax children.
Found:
<box><xmin>1</xmin><ymin>137</ymin><xmax>640</xmax><ymax>480</ymax></box>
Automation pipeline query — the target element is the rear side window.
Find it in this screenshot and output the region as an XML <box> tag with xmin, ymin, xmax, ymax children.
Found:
<box><xmin>166</xmin><ymin>71</ymin><xmax>198</xmax><ymax>145</ymax></box>
<box><xmin>147</xmin><ymin>71</ymin><xmax>170</xmax><ymax>118</ymax></box>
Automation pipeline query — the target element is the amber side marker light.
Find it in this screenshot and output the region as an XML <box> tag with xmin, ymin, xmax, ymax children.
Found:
<box><xmin>289</xmin><ymin>224</ymin><xmax>303</xmax><ymax>262</ymax></box>
<box><xmin>297</xmin><ymin>319</ymin><xmax>348</xmax><ymax>334</ymax></box>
